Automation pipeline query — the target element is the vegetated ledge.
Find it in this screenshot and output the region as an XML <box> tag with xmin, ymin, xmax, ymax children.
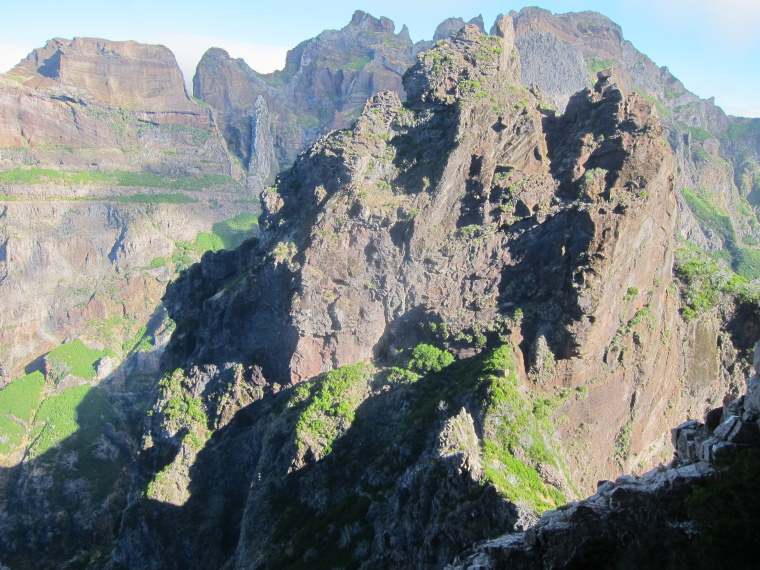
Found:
<box><xmin>448</xmin><ymin>342</ymin><xmax>760</xmax><ymax>570</ymax></box>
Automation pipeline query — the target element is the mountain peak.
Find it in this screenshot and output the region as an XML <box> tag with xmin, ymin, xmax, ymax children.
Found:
<box><xmin>348</xmin><ymin>9</ymin><xmax>395</xmax><ymax>34</ymax></box>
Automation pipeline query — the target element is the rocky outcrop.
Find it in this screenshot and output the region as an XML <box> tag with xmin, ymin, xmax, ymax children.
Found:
<box><xmin>193</xmin><ymin>10</ymin><xmax>432</xmax><ymax>192</ymax></box>
<box><xmin>449</xmin><ymin>344</ymin><xmax>760</xmax><ymax>570</ymax></box>
<box><xmin>97</xmin><ymin>16</ymin><xmax>745</xmax><ymax>570</ymax></box>
<box><xmin>508</xmin><ymin>7</ymin><xmax>760</xmax><ymax>276</ymax></box>
<box><xmin>167</xmin><ymin>22</ymin><xmax>691</xmax><ymax>490</ymax></box>
<box><xmin>246</xmin><ymin>95</ymin><xmax>277</xmax><ymax>192</ymax></box>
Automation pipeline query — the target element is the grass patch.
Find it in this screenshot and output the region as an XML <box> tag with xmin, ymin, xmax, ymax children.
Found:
<box><xmin>46</xmin><ymin>340</ymin><xmax>106</xmax><ymax>382</ymax></box>
<box><xmin>726</xmin><ymin>119</ymin><xmax>760</xmax><ymax>141</ymax></box>
<box><xmin>0</xmin><ymin>372</ymin><xmax>45</xmax><ymax>454</ymax></box>
<box><xmin>29</xmin><ymin>385</ymin><xmax>91</xmax><ymax>457</ymax></box>
<box><xmin>588</xmin><ymin>58</ymin><xmax>616</xmax><ymax>74</ymax></box>
<box><xmin>733</xmin><ymin>248</ymin><xmax>760</xmax><ymax>280</ymax></box>
<box><xmin>111</xmin><ymin>193</ymin><xmax>197</xmax><ymax>204</ymax></box>
<box><xmin>479</xmin><ymin>345</ymin><xmax>569</xmax><ymax>511</ymax></box>
<box><xmin>0</xmin><ymin>167</ymin><xmax>240</xmax><ymax>192</ymax></box>
<box><xmin>148</xmin><ymin>256</ymin><xmax>168</xmax><ymax>269</ymax></box>
<box><xmin>212</xmin><ymin>212</ymin><xmax>259</xmax><ymax>249</ymax></box>
<box><xmin>681</xmin><ymin>188</ymin><xmax>736</xmax><ymax>249</ymax></box>
<box><xmin>690</xmin><ymin>126</ymin><xmax>714</xmax><ymax>142</ymax></box>
<box><xmin>340</xmin><ymin>56</ymin><xmax>371</xmax><ymax>72</ymax></box>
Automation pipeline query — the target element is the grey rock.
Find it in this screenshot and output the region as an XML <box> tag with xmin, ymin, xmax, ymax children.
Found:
<box><xmin>713</xmin><ymin>415</ymin><xmax>739</xmax><ymax>440</ymax></box>
<box><xmin>247</xmin><ymin>96</ymin><xmax>277</xmax><ymax>195</ymax></box>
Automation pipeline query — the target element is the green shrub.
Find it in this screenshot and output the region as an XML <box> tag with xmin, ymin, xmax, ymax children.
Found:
<box><xmin>407</xmin><ymin>344</ymin><xmax>454</xmax><ymax>373</ymax></box>
<box><xmin>623</xmin><ymin>286</ymin><xmax>639</xmax><ymax>301</ymax></box>
<box><xmin>689</xmin><ymin>126</ymin><xmax>713</xmax><ymax>142</ymax></box>
<box><xmin>674</xmin><ymin>246</ymin><xmax>752</xmax><ymax>319</ymax></box>
<box><xmin>293</xmin><ymin>363</ymin><xmax>373</xmax><ymax>457</ymax></box>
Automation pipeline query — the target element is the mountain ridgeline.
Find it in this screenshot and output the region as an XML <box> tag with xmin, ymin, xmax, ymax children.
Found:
<box><xmin>0</xmin><ymin>7</ymin><xmax>759</xmax><ymax>570</ymax></box>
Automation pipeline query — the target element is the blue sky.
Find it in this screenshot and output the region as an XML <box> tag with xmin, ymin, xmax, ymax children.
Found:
<box><xmin>1</xmin><ymin>1</ymin><xmax>758</xmax><ymax>117</ymax></box>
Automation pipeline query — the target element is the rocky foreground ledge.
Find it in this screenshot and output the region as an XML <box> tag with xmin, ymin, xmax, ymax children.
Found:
<box><xmin>448</xmin><ymin>344</ymin><xmax>760</xmax><ymax>569</ymax></box>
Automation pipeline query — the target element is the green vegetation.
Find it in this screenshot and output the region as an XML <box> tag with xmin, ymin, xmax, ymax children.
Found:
<box><xmin>633</xmin><ymin>87</ymin><xmax>671</xmax><ymax>119</ymax></box>
<box><xmin>479</xmin><ymin>346</ymin><xmax>569</xmax><ymax>511</ymax></box>
<box><xmin>689</xmin><ymin>126</ymin><xmax>714</xmax><ymax>142</ymax></box>
<box><xmin>681</xmin><ymin>188</ymin><xmax>735</xmax><ymax>247</ymax></box>
<box><xmin>148</xmin><ymin>256</ymin><xmax>168</xmax><ymax>269</ymax></box>
<box><xmin>46</xmin><ymin>339</ymin><xmax>107</xmax><ymax>382</ymax></box>
<box><xmin>156</xmin><ymin>369</ymin><xmax>210</xmax><ymax>450</ymax></box>
<box><xmin>674</xmin><ymin>246</ymin><xmax>758</xmax><ymax>321</ymax></box>
<box><xmin>680</xmin><ymin>188</ymin><xmax>760</xmax><ymax>280</ymax></box>
<box><xmin>0</xmin><ymin>167</ymin><xmax>240</xmax><ymax>192</ymax></box>
<box><xmin>406</xmin><ymin>344</ymin><xmax>454</xmax><ymax>373</ymax></box>
<box><xmin>340</xmin><ymin>56</ymin><xmax>371</xmax><ymax>72</ymax></box>
<box><xmin>0</xmin><ymin>168</ymin><xmax>112</xmax><ymax>185</ymax></box>
<box><xmin>0</xmin><ymin>372</ymin><xmax>45</xmax><ymax>454</ymax></box>
<box><xmin>663</xmin><ymin>85</ymin><xmax>683</xmax><ymax>99</ymax></box>
<box><xmin>212</xmin><ymin>212</ymin><xmax>259</xmax><ymax>248</ymax></box>
<box><xmin>291</xmin><ymin>363</ymin><xmax>373</xmax><ymax>458</ymax></box>
<box><xmin>266</xmin><ymin>493</ymin><xmax>373</xmax><ymax>570</ymax></box>
<box><xmin>733</xmin><ymin>248</ymin><xmax>760</xmax><ymax>280</ymax></box>
<box><xmin>171</xmin><ymin>215</ymin><xmax>257</xmax><ymax>265</ymax></box>
<box><xmin>29</xmin><ymin>384</ymin><xmax>116</xmax><ymax>457</ymax></box>
<box><xmin>613</xmin><ymin>420</ymin><xmax>635</xmax><ymax>465</ymax></box>
<box><xmin>623</xmin><ymin>286</ymin><xmax>639</xmax><ymax>301</ymax></box>
<box><xmin>588</xmin><ymin>58</ymin><xmax>616</xmax><ymax>75</ymax></box>
<box><xmin>726</xmin><ymin>119</ymin><xmax>760</xmax><ymax>141</ymax></box>
<box><xmin>111</xmin><ymin>193</ymin><xmax>197</xmax><ymax>204</ymax></box>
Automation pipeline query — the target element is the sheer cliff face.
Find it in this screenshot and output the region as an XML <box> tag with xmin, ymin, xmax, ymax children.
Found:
<box><xmin>1</xmin><ymin>37</ymin><xmax>228</xmax><ymax>170</ymax></box>
<box><xmin>10</xmin><ymin>37</ymin><xmax>192</xmax><ymax>110</ymax></box>
<box><xmin>0</xmin><ymin>37</ymin><xmax>248</xmax><ymax>377</ymax></box>
<box><xmin>193</xmin><ymin>10</ymin><xmax>426</xmax><ymax>185</ymax></box>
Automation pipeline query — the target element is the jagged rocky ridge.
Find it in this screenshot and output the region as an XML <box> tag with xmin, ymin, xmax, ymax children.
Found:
<box><xmin>90</xmin><ymin>17</ymin><xmax>757</xmax><ymax>570</ymax></box>
<box><xmin>0</xmin><ymin>9</ymin><xmax>759</xmax><ymax>570</ymax></box>
<box><xmin>449</xmin><ymin>343</ymin><xmax>760</xmax><ymax>569</ymax></box>
<box><xmin>196</xmin><ymin>8</ymin><xmax>760</xmax><ymax>280</ymax></box>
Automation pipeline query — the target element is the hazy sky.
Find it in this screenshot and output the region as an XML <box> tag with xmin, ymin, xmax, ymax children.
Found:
<box><xmin>1</xmin><ymin>1</ymin><xmax>757</xmax><ymax>117</ymax></box>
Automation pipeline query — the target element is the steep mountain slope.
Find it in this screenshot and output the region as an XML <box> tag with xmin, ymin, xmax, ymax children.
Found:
<box><xmin>193</xmin><ymin>11</ymin><xmax>423</xmax><ymax>192</ymax></box>
<box><xmin>508</xmin><ymin>7</ymin><xmax>760</xmax><ymax>279</ymax></box>
<box><xmin>196</xmin><ymin>7</ymin><xmax>760</xmax><ymax>286</ymax></box>
<box><xmin>0</xmin><ymin>37</ymin><xmax>258</xmax><ymax>383</ymax></box>
<box><xmin>451</xmin><ymin>346</ymin><xmax>760</xmax><ymax>569</ymax></box>
<box><xmin>0</xmin><ymin>9</ymin><xmax>759</xmax><ymax>570</ymax></box>
<box><xmin>193</xmin><ymin>11</ymin><xmax>489</xmax><ymax>193</ymax></box>
<box><xmin>90</xmin><ymin>17</ymin><xmax>755</xmax><ymax>570</ymax></box>
<box><xmin>0</xmin><ymin>38</ymin><xmax>261</xmax><ymax>568</ymax></box>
